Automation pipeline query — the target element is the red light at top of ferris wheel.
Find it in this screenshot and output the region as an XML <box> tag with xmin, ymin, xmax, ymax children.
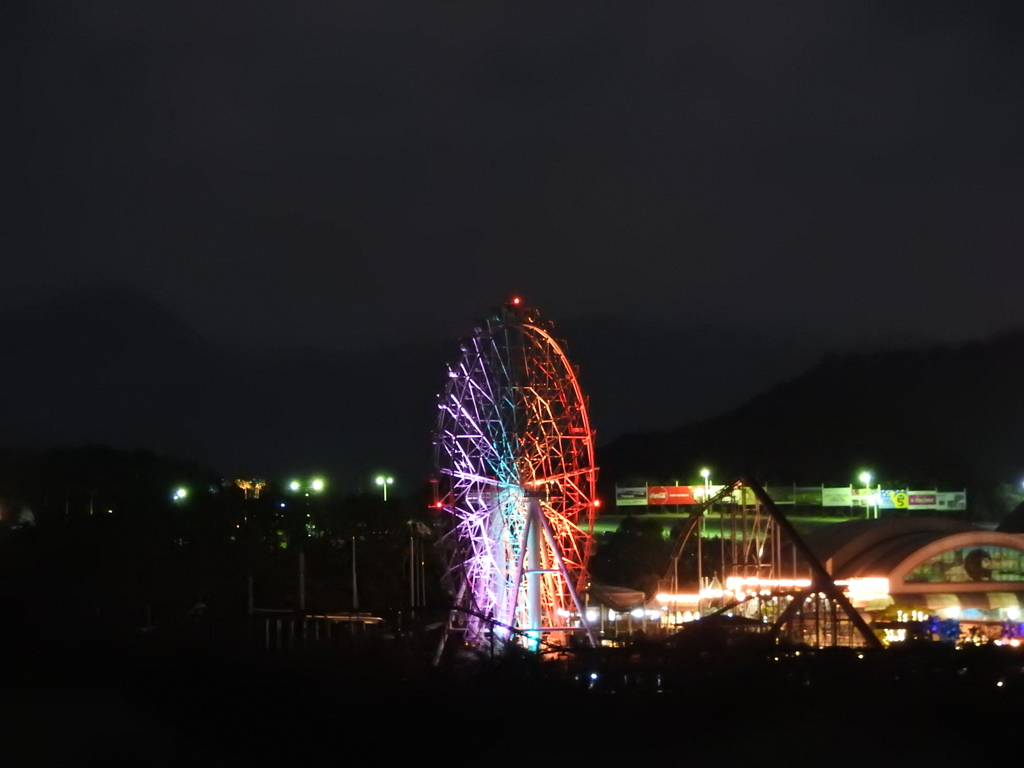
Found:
<box><xmin>511</xmin><ymin>297</ymin><xmax>521</xmax><ymax>305</ymax></box>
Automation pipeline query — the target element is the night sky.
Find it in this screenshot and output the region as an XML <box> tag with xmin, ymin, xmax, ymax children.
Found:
<box><xmin>4</xmin><ymin>3</ymin><xmax>1023</xmax><ymax>352</ymax></box>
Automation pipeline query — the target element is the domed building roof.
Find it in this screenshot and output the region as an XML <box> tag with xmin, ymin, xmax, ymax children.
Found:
<box><xmin>803</xmin><ymin>517</ymin><xmax>975</xmax><ymax>579</ymax></box>
<box><xmin>803</xmin><ymin>517</ymin><xmax>1024</xmax><ymax>621</ymax></box>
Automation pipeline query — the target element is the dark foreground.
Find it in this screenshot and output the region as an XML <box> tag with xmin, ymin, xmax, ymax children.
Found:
<box><xmin>4</xmin><ymin>626</ymin><xmax>1022</xmax><ymax>765</ymax></box>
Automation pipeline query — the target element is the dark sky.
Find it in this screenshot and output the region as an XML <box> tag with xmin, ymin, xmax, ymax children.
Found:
<box><xmin>4</xmin><ymin>2</ymin><xmax>1023</xmax><ymax>352</ymax></box>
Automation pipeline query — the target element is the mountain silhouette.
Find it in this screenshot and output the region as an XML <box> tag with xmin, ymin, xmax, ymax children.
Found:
<box><xmin>0</xmin><ymin>284</ymin><xmax>930</xmax><ymax>489</ymax></box>
<box><xmin>0</xmin><ymin>283</ymin><xmax>446</xmax><ymax>486</ymax></box>
<box><xmin>599</xmin><ymin>332</ymin><xmax>1024</xmax><ymax>504</ymax></box>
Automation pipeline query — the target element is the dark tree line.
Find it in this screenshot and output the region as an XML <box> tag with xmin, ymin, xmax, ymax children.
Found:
<box><xmin>0</xmin><ymin>446</ymin><xmax>444</xmax><ymax>646</ymax></box>
<box><xmin>589</xmin><ymin>515</ymin><xmax>731</xmax><ymax>598</ymax></box>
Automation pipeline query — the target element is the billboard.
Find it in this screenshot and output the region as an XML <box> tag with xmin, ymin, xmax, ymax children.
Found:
<box><xmin>615</xmin><ymin>486</ymin><xmax>648</xmax><ymax>506</ymax></box>
<box><xmin>617</xmin><ymin>485</ymin><xmax>742</xmax><ymax>506</ymax></box>
<box><xmin>936</xmin><ymin>491</ymin><xmax>967</xmax><ymax>511</ymax></box>
<box><xmin>821</xmin><ymin>487</ymin><xmax>966</xmax><ymax>510</ymax></box>
<box><xmin>766</xmin><ymin>486</ymin><xmax>795</xmax><ymax>504</ymax></box>
<box><xmin>794</xmin><ymin>487</ymin><xmax>823</xmax><ymax>506</ymax></box>
<box><xmin>648</xmin><ymin>486</ymin><xmax>697</xmax><ymax>505</ymax></box>
<box><xmin>618</xmin><ymin>482</ymin><xmax>966</xmax><ymax>511</ymax></box>
<box><xmin>878</xmin><ymin>490</ymin><xmax>907</xmax><ymax>509</ymax></box>
<box><xmin>823</xmin><ymin>487</ymin><xmax>852</xmax><ymax>507</ymax></box>
<box><xmin>908</xmin><ymin>492</ymin><xmax>938</xmax><ymax>509</ymax></box>
<box><xmin>851</xmin><ymin>488</ymin><xmax>876</xmax><ymax>508</ymax></box>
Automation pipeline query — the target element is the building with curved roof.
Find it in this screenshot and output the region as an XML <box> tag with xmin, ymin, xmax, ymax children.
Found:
<box><xmin>805</xmin><ymin>518</ymin><xmax>1024</xmax><ymax>624</ymax></box>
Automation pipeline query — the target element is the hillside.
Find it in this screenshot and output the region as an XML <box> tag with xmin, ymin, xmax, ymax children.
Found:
<box><xmin>598</xmin><ymin>332</ymin><xmax>1024</xmax><ymax>509</ymax></box>
<box><xmin>0</xmin><ymin>285</ymin><xmax>837</xmax><ymax>486</ymax></box>
<box><xmin>0</xmin><ymin>284</ymin><xmax>448</xmax><ymax>486</ymax></box>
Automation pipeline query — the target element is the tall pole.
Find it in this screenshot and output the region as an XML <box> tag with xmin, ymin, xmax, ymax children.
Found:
<box><xmin>409</xmin><ymin>524</ymin><xmax>416</xmax><ymax>620</ymax></box>
<box><xmin>351</xmin><ymin>535</ymin><xmax>359</xmax><ymax>611</ymax></box>
<box><xmin>376</xmin><ymin>475</ymin><xmax>393</xmax><ymax>502</ymax></box>
<box><xmin>419</xmin><ymin>541</ymin><xmax>426</xmax><ymax>608</ymax></box>
<box><xmin>526</xmin><ymin>502</ymin><xmax>542</xmax><ymax>649</ymax></box>
<box><xmin>697</xmin><ymin>516</ymin><xmax>703</xmax><ymax>598</ymax></box>
<box><xmin>291</xmin><ymin>478</ymin><xmax>325</xmax><ymax>615</ymax></box>
<box><xmin>299</xmin><ymin>548</ymin><xmax>306</xmax><ymax>613</ymax></box>
<box><xmin>858</xmin><ymin>473</ymin><xmax>872</xmax><ymax>520</ymax></box>
<box><xmin>700</xmin><ymin>469</ymin><xmax>710</xmax><ymax>598</ymax></box>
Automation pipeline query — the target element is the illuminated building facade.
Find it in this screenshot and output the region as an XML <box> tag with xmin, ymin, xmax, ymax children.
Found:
<box><xmin>807</xmin><ymin>518</ymin><xmax>1024</xmax><ymax>639</ymax></box>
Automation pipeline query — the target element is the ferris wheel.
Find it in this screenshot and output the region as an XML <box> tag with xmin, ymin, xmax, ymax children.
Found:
<box><xmin>434</xmin><ymin>298</ymin><xmax>599</xmax><ymax>653</ymax></box>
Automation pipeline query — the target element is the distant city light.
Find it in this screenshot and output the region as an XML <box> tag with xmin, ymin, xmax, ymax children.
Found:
<box><xmin>172</xmin><ymin>487</ymin><xmax>188</xmax><ymax>501</ymax></box>
<box><xmin>288</xmin><ymin>480</ymin><xmax>301</xmax><ymax>492</ymax></box>
<box><xmin>310</xmin><ymin>478</ymin><xmax>325</xmax><ymax>492</ymax></box>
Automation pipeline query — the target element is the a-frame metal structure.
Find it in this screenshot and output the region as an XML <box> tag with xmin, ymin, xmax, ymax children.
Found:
<box><xmin>434</xmin><ymin>494</ymin><xmax>597</xmax><ymax>664</ymax></box>
<box><xmin>664</xmin><ymin>477</ymin><xmax>882</xmax><ymax>649</ymax></box>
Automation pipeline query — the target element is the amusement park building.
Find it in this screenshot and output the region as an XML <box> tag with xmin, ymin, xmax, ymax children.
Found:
<box><xmin>805</xmin><ymin>518</ymin><xmax>1024</xmax><ymax>624</ymax></box>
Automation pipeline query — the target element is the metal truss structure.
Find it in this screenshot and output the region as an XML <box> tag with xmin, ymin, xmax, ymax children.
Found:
<box><xmin>663</xmin><ymin>478</ymin><xmax>882</xmax><ymax>649</ymax></box>
<box><xmin>433</xmin><ymin>299</ymin><xmax>598</xmax><ymax>655</ymax></box>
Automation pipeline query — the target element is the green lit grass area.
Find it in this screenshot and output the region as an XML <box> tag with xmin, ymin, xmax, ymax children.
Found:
<box><xmin>592</xmin><ymin>512</ymin><xmax>860</xmax><ymax>538</ymax></box>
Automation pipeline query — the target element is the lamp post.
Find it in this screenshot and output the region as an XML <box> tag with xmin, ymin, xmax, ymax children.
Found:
<box><xmin>286</xmin><ymin>477</ymin><xmax>326</xmax><ymax>612</ymax></box>
<box><xmin>698</xmin><ymin>468</ymin><xmax>710</xmax><ymax>594</ymax></box>
<box><xmin>375</xmin><ymin>475</ymin><xmax>394</xmax><ymax>501</ymax></box>
<box><xmin>859</xmin><ymin>472</ymin><xmax>873</xmax><ymax>519</ymax></box>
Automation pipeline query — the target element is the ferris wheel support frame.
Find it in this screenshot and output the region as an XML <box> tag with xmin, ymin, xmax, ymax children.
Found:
<box><xmin>433</xmin><ymin>497</ymin><xmax>597</xmax><ymax>663</ymax></box>
<box><xmin>510</xmin><ymin>497</ymin><xmax>596</xmax><ymax>648</ymax></box>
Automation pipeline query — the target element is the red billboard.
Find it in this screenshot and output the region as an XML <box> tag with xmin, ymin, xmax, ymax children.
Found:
<box><xmin>647</xmin><ymin>486</ymin><xmax>697</xmax><ymax>505</ymax></box>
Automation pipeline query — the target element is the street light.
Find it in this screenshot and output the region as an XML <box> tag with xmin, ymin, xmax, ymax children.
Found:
<box><xmin>375</xmin><ymin>475</ymin><xmax>394</xmax><ymax>501</ymax></box>
<box><xmin>287</xmin><ymin>478</ymin><xmax>325</xmax><ymax>496</ymax></box>
<box><xmin>284</xmin><ymin>477</ymin><xmax>326</xmax><ymax>614</ymax></box>
<box><xmin>172</xmin><ymin>487</ymin><xmax>188</xmax><ymax>502</ymax></box>
<box><xmin>697</xmin><ymin>468</ymin><xmax>711</xmax><ymax>597</ymax></box>
<box><xmin>859</xmin><ymin>472</ymin><xmax>873</xmax><ymax>519</ymax></box>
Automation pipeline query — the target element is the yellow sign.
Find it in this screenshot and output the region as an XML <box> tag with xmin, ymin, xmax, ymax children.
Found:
<box><xmin>893</xmin><ymin>492</ymin><xmax>909</xmax><ymax>509</ymax></box>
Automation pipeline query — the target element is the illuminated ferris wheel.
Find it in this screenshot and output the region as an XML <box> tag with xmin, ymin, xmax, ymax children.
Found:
<box><xmin>434</xmin><ymin>298</ymin><xmax>598</xmax><ymax>652</ymax></box>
